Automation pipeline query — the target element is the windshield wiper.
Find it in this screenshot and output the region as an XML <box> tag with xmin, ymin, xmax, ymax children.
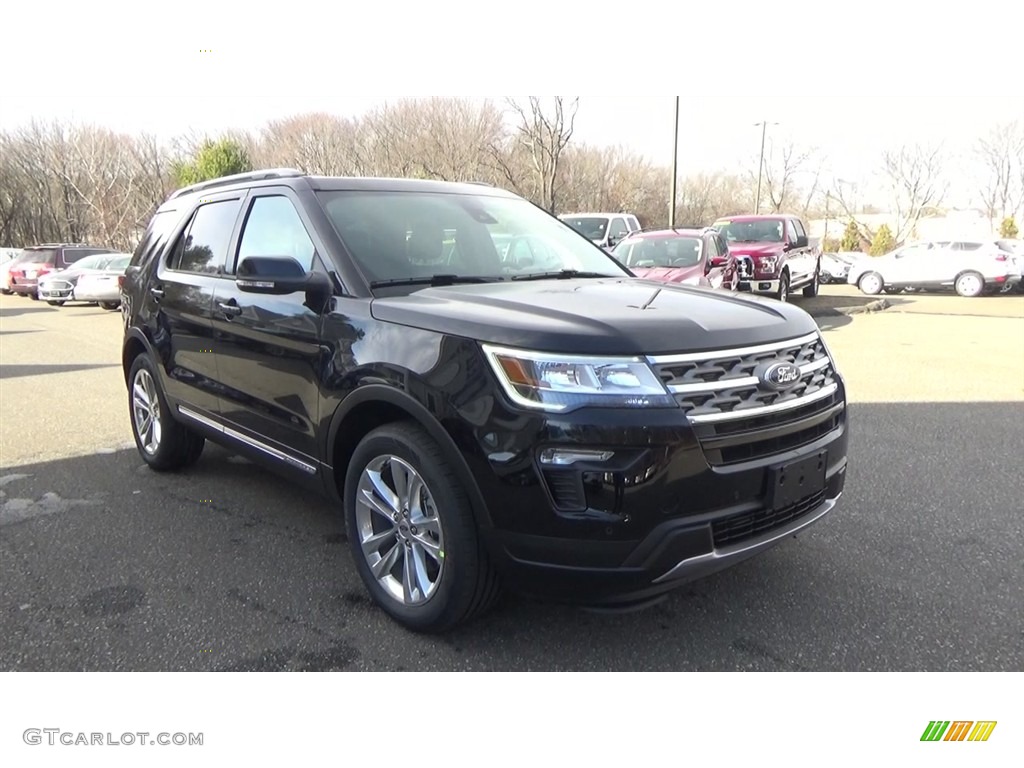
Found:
<box><xmin>510</xmin><ymin>269</ymin><xmax>619</xmax><ymax>282</ymax></box>
<box><xmin>369</xmin><ymin>274</ymin><xmax>502</xmax><ymax>288</ymax></box>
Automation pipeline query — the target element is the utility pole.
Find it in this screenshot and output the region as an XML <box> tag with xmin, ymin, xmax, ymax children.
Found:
<box><xmin>669</xmin><ymin>96</ymin><xmax>679</xmax><ymax>228</ymax></box>
<box><xmin>822</xmin><ymin>190</ymin><xmax>830</xmax><ymax>251</ymax></box>
<box><xmin>753</xmin><ymin>120</ymin><xmax>778</xmax><ymax>214</ymax></box>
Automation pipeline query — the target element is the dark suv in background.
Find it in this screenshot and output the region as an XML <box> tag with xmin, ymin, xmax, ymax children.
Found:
<box><xmin>8</xmin><ymin>243</ymin><xmax>115</xmax><ymax>299</ymax></box>
<box><xmin>121</xmin><ymin>169</ymin><xmax>849</xmax><ymax>632</ymax></box>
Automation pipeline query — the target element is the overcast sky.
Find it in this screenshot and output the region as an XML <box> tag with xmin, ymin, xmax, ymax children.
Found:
<box><xmin>4</xmin><ymin>1</ymin><xmax>1021</xmax><ymax>207</ymax></box>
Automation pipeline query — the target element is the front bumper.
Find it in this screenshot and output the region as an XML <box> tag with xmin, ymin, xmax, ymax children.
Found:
<box><xmin>738</xmin><ymin>278</ymin><xmax>781</xmax><ymax>295</ymax></box>
<box><xmin>38</xmin><ymin>282</ymin><xmax>74</xmax><ymax>300</ymax></box>
<box><xmin>471</xmin><ymin>375</ymin><xmax>849</xmax><ymax>606</ymax></box>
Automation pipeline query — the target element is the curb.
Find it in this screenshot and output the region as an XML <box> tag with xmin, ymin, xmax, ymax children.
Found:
<box><xmin>812</xmin><ymin>298</ymin><xmax>890</xmax><ymax>318</ymax></box>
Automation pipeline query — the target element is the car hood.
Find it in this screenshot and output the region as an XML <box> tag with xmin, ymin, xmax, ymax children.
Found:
<box><xmin>629</xmin><ymin>265</ymin><xmax>706</xmax><ymax>285</ymax></box>
<box><xmin>727</xmin><ymin>242</ymin><xmax>785</xmax><ymax>257</ymax></box>
<box><xmin>370</xmin><ymin>278</ymin><xmax>817</xmax><ymax>355</ymax></box>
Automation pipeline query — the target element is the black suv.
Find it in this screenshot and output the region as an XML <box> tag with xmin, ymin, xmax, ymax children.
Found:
<box><xmin>121</xmin><ymin>170</ymin><xmax>849</xmax><ymax>632</ymax></box>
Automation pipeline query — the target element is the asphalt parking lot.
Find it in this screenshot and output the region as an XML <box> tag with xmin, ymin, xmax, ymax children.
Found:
<box><xmin>1</xmin><ymin>287</ymin><xmax>1022</xmax><ymax>671</ymax></box>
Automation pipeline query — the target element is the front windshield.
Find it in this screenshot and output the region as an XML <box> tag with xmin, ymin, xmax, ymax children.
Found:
<box><xmin>612</xmin><ymin>236</ymin><xmax>703</xmax><ymax>268</ymax></box>
<box><xmin>715</xmin><ymin>219</ymin><xmax>784</xmax><ymax>243</ymax></box>
<box><xmin>560</xmin><ymin>216</ymin><xmax>610</xmax><ymax>241</ymax></box>
<box><xmin>317</xmin><ymin>191</ymin><xmax>630</xmax><ymax>289</ymax></box>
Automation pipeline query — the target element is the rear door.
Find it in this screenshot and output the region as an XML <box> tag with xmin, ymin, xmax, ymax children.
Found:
<box><xmin>209</xmin><ymin>187</ymin><xmax>330</xmax><ymax>469</ymax></box>
<box><xmin>150</xmin><ymin>191</ymin><xmax>244</xmax><ymax>417</ymax></box>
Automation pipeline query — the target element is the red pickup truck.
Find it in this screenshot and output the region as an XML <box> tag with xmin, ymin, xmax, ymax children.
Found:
<box><xmin>711</xmin><ymin>214</ymin><xmax>820</xmax><ymax>302</ymax></box>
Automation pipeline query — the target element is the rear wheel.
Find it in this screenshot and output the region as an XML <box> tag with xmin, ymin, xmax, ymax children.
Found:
<box><xmin>344</xmin><ymin>422</ymin><xmax>501</xmax><ymax>632</ymax></box>
<box><xmin>128</xmin><ymin>355</ymin><xmax>205</xmax><ymax>471</ymax></box>
<box><xmin>954</xmin><ymin>271</ymin><xmax>984</xmax><ymax>297</ymax></box>
<box><xmin>803</xmin><ymin>263</ymin><xmax>820</xmax><ymax>297</ymax></box>
<box><xmin>858</xmin><ymin>271</ymin><xmax>884</xmax><ymax>295</ymax></box>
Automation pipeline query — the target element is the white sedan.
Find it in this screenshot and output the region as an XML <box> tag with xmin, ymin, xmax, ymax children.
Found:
<box><xmin>847</xmin><ymin>240</ymin><xmax>1021</xmax><ymax>297</ymax></box>
<box><xmin>72</xmin><ymin>254</ymin><xmax>132</xmax><ymax>310</ymax></box>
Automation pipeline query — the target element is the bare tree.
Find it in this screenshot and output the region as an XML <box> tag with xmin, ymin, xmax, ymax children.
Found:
<box><xmin>505</xmin><ymin>97</ymin><xmax>579</xmax><ymax>213</ymax></box>
<box><xmin>751</xmin><ymin>139</ymin><xmax>817</xmax><ymax>213</ymax></box>
<box><xmin>975</xmin><ymin>120</ymin><xmax>1024</xmax><ymax>225</ymax></box>
<box><xmin>258</xmin><ymin>113</ymin><xmax>363</xmax><ymax>175</ymax></box>
<box><xmin>879</xmin><ymin>143</ymin><xmax>948</xmax><ymax>242</ymax></box>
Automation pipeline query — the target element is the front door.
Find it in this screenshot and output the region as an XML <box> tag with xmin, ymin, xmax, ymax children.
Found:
<box><xmin>209</xmin><ymin>189</ymin><xmax>330</xmax><ymax>471</ymax></box>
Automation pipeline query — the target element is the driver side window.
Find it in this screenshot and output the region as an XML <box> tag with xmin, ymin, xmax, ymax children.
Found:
<box><xmin>609</xmin><ymin>218</ymin><xmax>629</xmax><ymax>239</ymax></box>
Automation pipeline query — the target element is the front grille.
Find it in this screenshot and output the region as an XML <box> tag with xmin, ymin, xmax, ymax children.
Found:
<box><xmin>648</xmin><ymin>332</ymin><xmax>844</xmax><ymax>465</ymax></box>
<box><xmin>712</xmin><ymin>490</ymin><xmax>825</xmax><ymax>548</ymax></box>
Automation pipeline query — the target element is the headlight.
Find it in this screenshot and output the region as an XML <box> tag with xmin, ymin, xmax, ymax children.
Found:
<box><xmin>757</xmin><ymin>256</ymin><xmax>777</xmax><ymax>272</ymax></box>
<box><xmin>482</xmin><ymin>344</ymin><xmax>675</xmax><ymax>412</ymax></box>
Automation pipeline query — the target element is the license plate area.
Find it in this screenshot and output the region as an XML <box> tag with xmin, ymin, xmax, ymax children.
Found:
<box><xmin>767</xmin><ymin>450</ymin><xmax>827</xmax><ymax>511</ymax></box>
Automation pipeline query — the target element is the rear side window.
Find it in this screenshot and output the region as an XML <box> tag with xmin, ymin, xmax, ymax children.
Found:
<box><xmin>170</xmin><ymin>199</ymin><xmax>243</xmax><ymax>274</ymax></box>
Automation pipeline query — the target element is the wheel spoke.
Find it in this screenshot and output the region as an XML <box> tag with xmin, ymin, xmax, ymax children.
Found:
<box><xmin>365</xmin><ymin>468</ymin><xmax>400</xmax><ymax>512</ymax></box>
<box><xmin>412</xmin><ymin>533</ymin><xmax>442</xmax><ymax>564</ymax></box>
<box><xmin>360</xmin><ymin>527</ymin><xmax>396</xmax><ymax>558</ymax></box>
<box><xmin>405</xmin><ymin>474</ymin><xmax>424</xmax><ymax>516</ymax></box>
<box><xmin>391</xmin><ymin>459</ymin><xmax>410</xmax><ymax>509</ymax></box>
<box><xmin>410</xmin><ymin>514</ymin><xmax>440</xmax><ymax>536</ymax></box>
<box><xmin>359</xmin><ymin>486</ymin><xmax>398</xmax><ymax>521</ymax></box>
<box><xmin>370</xmin><ymin>541</ymin><xmax>402</xmax><ymax>580</ymax></box>
<box><xmin>401</xmin><ymin>546</ymin><xmax>417</xmax><ymax>603</ymax></box>
<box><xmin>409</xmin><ymin>543</ymin><xmax>432</xmax><ymax>596</ymax></box>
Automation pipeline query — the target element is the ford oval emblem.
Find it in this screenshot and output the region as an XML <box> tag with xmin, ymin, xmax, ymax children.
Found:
<box><xmin>759</xmin><ymin>361</ymin><xmax>802</xmax><ymax>390</ymax></box>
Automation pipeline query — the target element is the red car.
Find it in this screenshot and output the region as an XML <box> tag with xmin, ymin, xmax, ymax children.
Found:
<box><xmin>610</xmin><ymin>227</ymin><xmax>739</xmax><ymax>290</ymax></box>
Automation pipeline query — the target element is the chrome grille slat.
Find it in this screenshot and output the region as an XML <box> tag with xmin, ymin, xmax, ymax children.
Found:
<box><xmin>648</xmin><ymin>332</ymin><xmax>845</xmax><ymax>465</ymax></box>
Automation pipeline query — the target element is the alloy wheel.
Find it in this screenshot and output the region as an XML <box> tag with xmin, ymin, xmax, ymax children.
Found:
<box><xmin>355</xmin><ymin>455</ymin><xmax>445</xmax><ymax>605</ymax></box>
<box><xmin>132</xmin><ymin>369</ymin><xmax>162</xmax><ymax>455</ymax></box>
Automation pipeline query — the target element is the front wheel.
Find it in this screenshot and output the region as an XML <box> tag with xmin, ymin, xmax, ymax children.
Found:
<box><xmin>776</xmin><ymin>271</ymin><xmax>790</xmax><ymax>302</ymax></box>
<box><xmin>128</xmin><ymin>355</ymin><xmax>205</xmax><ymax>471</ymax></box>
<box><xmin>954</xmin><ymin>271</ymin><xmax>984</xmax><ymax>297</ymax></box>
<box><xmin>344</xmin><ymin>422</ymin><xmax>500</xmax><ymax>633</ymax></box>
<box><xmin>47</xmin><ymin>300</ymin><xmax>65</xmax><ymax>306</ymax></box>
<box><xmin>100</xmin><ymin>301</ymin><xmax>120</xmax><ymax>311</ymax></box>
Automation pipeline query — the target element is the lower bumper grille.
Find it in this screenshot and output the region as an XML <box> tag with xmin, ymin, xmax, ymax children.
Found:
<box><xmin>712</xmin><ymin>490</ymin><xmax>826</xmax><ymax>548</ymax></box>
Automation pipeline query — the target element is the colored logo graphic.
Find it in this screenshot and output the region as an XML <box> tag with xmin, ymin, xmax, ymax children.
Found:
<box><xmin>920</xmin><ymin>721</ymin><xmax>997</xmax><ymax>742</ymax></box>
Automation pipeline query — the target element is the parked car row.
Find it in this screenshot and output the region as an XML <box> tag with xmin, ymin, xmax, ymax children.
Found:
<box><xmin>0</xmin><ymin>243</ymin><xmax>130</xmax><ymax>308</ymax></box>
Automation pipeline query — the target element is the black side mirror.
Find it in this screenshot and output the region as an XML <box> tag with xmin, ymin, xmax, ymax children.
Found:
<box><xmin>236</xmin><ymin>256</ymin><xmax>333</xmax><ymax>305</ymax></box>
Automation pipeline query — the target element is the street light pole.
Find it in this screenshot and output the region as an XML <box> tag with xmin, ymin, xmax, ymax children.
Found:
<box><xmin>754</xmin><ymin>120</ymin><xmax>768</xmax><ymax>214</ymax></box>
<box><xmin>669</xmin><ymin>96</ymin><xmax>679</xmax><ymax>228</ymax></box>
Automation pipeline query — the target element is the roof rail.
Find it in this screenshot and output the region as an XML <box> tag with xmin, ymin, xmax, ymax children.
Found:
<box><xmin>169</xmin><ymin>168</ymin><xmax>305</xmax><ymax>200</ymax></box>
<box><xmin>466</xmin><ymin>180</ymin><xmax>494</xmax><ymax>187</ymax></box>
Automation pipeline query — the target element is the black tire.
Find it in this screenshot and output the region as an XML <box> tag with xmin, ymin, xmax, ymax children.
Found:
<box><xmin>858</xmin><ymin>271</ymin><xmax>884</xmax><ymax>295</ymax></box>
<box><xmin>127</xmin><ymin>354</ymin><xmax>205</xmax><ymax>471</ymax></box>
<box><xmin>803</xmin><ymin>262</ymin><xmax>820</xmax><ymax>297</ymax></box>
<box><xmin>47</xmin><ymin>300</ymin><xmax>65</xmax><ymax>306</ymax></box>
<box><xmin>100</xmin><ymin>301</ymin><xmax>120</xmax><ymax>311</ymax></box>
<box><xmin>344</xmin><ymin>421</ymin><xmax>501</xmax><ymax>633</ymax></box>
<box><xmin>30</xmin><ymin>292</ymin><xmax>39</xmax><ymax>301</ymax></box>
<box><xmin>776</xmin><ymin>271</ymin><xmax>790</xmax><ymax>302</ymax></box>
<box><xmin>954</xmin><ymin>271</ymin><xmax>984</xmax><ymax>298</ymax></box>
<box><xmin>819</xmin><ymin>272</ymin><xmax>831</xmax><ymax>284</ymax></box>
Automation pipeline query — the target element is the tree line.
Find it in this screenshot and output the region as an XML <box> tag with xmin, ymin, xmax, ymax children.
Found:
<box><xmin>1</xmin><ymin>97</ymin><xmax>1021</xmax><ymax>252</ymax></box>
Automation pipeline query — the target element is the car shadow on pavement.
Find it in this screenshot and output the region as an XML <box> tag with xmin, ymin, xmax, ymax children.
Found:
<box><xmin>1</xmin><ymin>401</ymin><xmax>1022</xmax><ymax>672</ymax></box>
<box><xmin>0</xmin><ymin>305</ymin><xmax>59</xmax><ymax>319</ymax></box>
<box><xmin>0</xmin><ymin>363</ymin><xmax>121</xmax><ymax>380</ymax></box>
